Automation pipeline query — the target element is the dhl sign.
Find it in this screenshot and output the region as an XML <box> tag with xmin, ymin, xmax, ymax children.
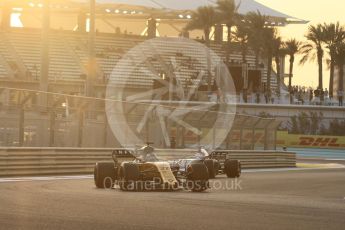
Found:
<box><xmin>170</xmin><ymin>128</ymin><xmax>345</xmax><ymax>149</ymax></box>
<box><xmin>298</xmin><ymin>137</ymin><xmax>340</xmax><ymax>147</ymax></box>
<box><xmin>277</xmin><ymin>131</ymin><xmax>345</xmax><ymax>149</ymax></box>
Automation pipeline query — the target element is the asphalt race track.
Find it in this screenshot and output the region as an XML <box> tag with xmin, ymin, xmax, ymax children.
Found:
<box><xmin>0</xmin><ymin>168</ymin><xmax>345</xmax><ymax>230</ymax></box>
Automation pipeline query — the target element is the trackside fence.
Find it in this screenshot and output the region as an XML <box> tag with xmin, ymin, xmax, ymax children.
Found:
<box><xmin>0</xmin><ymin>148</ymin><xmax>296</xmax><ymax>177</ymax></box>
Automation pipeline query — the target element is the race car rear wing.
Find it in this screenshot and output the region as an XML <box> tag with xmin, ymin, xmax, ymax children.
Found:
<box><xmin>209</xmin><ymin>151</ymin><xmax>230</xmax><ymax>162</ymax></box>
<box><xmin>111</xmin><ymin>149</ymin><xmax>136</xmax><ymax>165</ymax></box>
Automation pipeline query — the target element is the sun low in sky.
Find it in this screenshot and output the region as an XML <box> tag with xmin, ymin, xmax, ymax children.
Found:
<box><xmin>258</xmin><ymin>0</ymin><xmax>345</xmax><ymax>89</ymax></box>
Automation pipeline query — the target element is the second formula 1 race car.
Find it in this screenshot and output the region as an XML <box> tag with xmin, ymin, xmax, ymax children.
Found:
<box><xmin>171</xmin><ymin>147</ymin><xmax>241</xmax><ymax>179</ymax></box>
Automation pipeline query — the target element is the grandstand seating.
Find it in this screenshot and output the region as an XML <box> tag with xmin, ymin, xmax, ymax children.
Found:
<box><xmin>6</xmin><ymin>29</ymin><xmax>83</xmax><ymax>81</ymax></box>
<box><xmin>0</xmin><ymin>32</ymin><xmax>15</xmax><ymax>78</ymax></box>
<box><xmin>0</xmin><ymin>59</ymin><xmax>9</xmax><ymax>78</ymax></box>
<box><xmin>0</xmin><ymin>28</ymin><xmax>279</xmax><ymax>91</ymax></box>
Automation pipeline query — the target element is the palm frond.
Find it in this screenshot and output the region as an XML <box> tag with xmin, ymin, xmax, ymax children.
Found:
<box><xmin>215</xmin><ymin>0</ymin><xmax>240</xmax><ymax>26</ymax></box>
<box><xmin>285</xmin><ymin>38</ymin><xmax>302</xmax><ymax>55</ymax></box>
<box><xmin>299</xmin><ymin>42</ymin><xmax>317</xmax><ymax>65</ymax></box>
<box><xmin>184</xmin><ymin>6</ymin><xmax>218</xmax><ymax>32</ymax></box>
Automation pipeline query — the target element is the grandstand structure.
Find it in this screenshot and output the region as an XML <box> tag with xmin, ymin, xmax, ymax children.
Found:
<box><xmin>0</xmin><ymin>0</ymin><xmax>305</xmax><ymax>148</ymax></box>
<box><xmin>0</xmin><ymin>0</ymin><xmax>307</xmax><ymax>97</ymax></box>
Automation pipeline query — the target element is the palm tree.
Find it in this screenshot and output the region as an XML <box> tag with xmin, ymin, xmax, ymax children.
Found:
<box><xmin>272</xmin><ymin>36</ymin><xmax>286</xmax><ymax>96</ymax></box>
<box><xmin>216</xmin><ymin>0</ymin><xmax>240</xmax><ymax>62</ymax></box>
<box><xmin>246</xmin><ymin>11</ymin><xmax>268</xmax><ymax>69</ymax></box>
<box><xmin>184</xmin><ymin>6</ymin><xmax>218</xmax><ymax>45</ymax></box>
<box><xmin>300</xmin><ymin>24</ymin><xmax>325</xmax><ymax>91</ymax></box>
<box><xmin>322</xmin><ymin>22</ymin><xmax>345</xmax><ymax>98</ymax></box>
<box><xmin>233</xmin><ymin>20</ymin><xmax>250</xmax><ymax>63</ymax></box>
<box><xmin>185</xmin><ymin>6</ymin><xmax>218</xmax><ymax>91</ymax></box>
<box><xmin>262</xmin><ymin>27</ymin><xmax>276</xmax><ymax>95</ymax></box>
<box><xmin>232</xmin><ymin>20</ymin><xmax>250</xmax><ymax>102</ymax></box>
<box><xmin>285</xmin><ymin>38</ymin><xmax>302</xmax><ymax>90</ymax></box>
<box><xmin>334</xmin><ymin>42</ymin><xmax>345</xmax><ymax>92</ymax></box>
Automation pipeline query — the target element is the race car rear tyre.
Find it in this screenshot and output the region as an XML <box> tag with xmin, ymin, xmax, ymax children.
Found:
<box><xmin>119</xmin><ymin>163</ymin><xmax>140</xmax><ymax>191</ymax></box>
<box><xmin>186</xmin><ymin>163</ymin><xmax>209</xmax><ymax>192</ymax></box>
<box><xmin>224</xmin><ymin>160</ymin><xmax>241</xmax><ymax>178</ymax></box>
<box><xmin>123</xmin><ymin>163</ymin><xmax>140</xmax><ymax>181</ymax></box>
<box><xmin>94</xmin><ymin>161</ymin><xmax>116</xmax><ymax>189</ymax></box>
<box><xmin>214</xmin><ymin>160</ymin><xmax>220</xmax><ymax>176</ymax></box>
<box><xmin>187</xmin><ymin>162</ymin><xmax>209</xmax><ymax>180</ymax></box>
<box><xmin>204</xmin><ymin>159</ymin><xmax>216</xmax><ymax>179</ymax></box>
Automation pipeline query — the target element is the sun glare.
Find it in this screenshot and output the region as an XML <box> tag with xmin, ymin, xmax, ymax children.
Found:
<box><xmin>10</xmin><ymin>13</ymin><xmax>23</xmax><ymax>28</ymax></box>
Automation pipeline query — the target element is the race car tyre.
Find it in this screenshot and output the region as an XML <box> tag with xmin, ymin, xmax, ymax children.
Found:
<box><xmin>213</xmin><ymin>160</ymin><xmax>220</xmax><ymax>176</ymax></box>
<box><xmin>94</xmin><ymin>161</ymin><xmax>116</xmax><ymax>189</ymax></box>
<box><xmin>187</xmin><ymin>162</ymin><xmax>209</xmax><ymax>180</ymax></box>
<box><xmin>224</xmin><ymin>160</ymin><xmax>241</xmax><ymax>178</ymax></box>
<box><xmin>123</xmin><ymin>163</ymin><xmax>140</xmax><ymax>181</ymax></box>
<box><xmin>186</xmin><ymin>162</ymin><xmax>209</xmax><ymax>192</ymax></box>
<box><xmin>204</xmin><ymin>159</ymin><xmax>216</xmax><ymax>179</ymax></box>
<box><xmin>119</xmin><ymin>163</ymin><xmax>140</xmax><ymax>191</ymax></box>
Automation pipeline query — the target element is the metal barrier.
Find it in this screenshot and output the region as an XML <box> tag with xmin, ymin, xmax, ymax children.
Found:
<box><xmin>0</xmin><ymin>148</ymin><xmax>296</xmax><ymax>177</ymax></box>
<box><xmin>0</xmin><ymin>88</ymin><xmax>280</xmax><ymax>150</ymax></box>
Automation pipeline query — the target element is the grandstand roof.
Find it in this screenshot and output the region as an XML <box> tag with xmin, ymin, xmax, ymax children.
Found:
<box><xmin>73</xmin><ymin>0</ymin><xmax>307</xmax><ymax>25</ymax></box>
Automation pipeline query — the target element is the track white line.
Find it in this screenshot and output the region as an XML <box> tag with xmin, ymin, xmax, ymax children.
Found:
<box><xmin>1</xmin><ymin>166</ymin><xmax>344</xmax><ymax>183</ymax></box>
<box><xmin>0</xmin><ymin>175</ymin><xmax>93</xmax><ymax>183</ymax></box>
<box><xmin>325</xmin><ymin>159</ymin><xmax>345</xmax><ymax>161</ymax></box>
<box><xmin>244</xmin><ymin>165</ymin><xmax>345</xmax><ymax>173</ymax></box>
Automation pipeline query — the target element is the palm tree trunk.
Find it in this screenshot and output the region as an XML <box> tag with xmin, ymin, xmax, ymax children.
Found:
<box><xmin>267</xmin><ymin>54</ymin><xmax>273</xmax><ymax>96</ymax></box>
<box><xmin>255</xmin><ymin>50</ymin><xmax>260</xmax><ymax>69</ymax></box>
<box><xmin>226</xmin><ymin>25</ymin><xmax>232</xmax><ymax>63</ymax></box>
<box><xmin>288</xmin><ymin>56</ymin><xmax>294</xmax><ymax>104</ymax></box>
<box><xmin>204</xmin><ymin>28</ymin><xmax>212</xmax><ymax>91</ymax></box>
<box><xmin>340</xmin><ymin>62</ymin><xmax>344</xmax><ymax>91</ymax></box>
<box><xmin>317</xmin><ymin>51</ymin><xmax>323</xmax><ymax>90</ymax></box>
<box><xmin>288</xmin><ymin>55</ymin><xmax>294</xmax><ymax>89</ymax></box>
<box><xmin>227</xmin><ymin>25</ymin><xmax>231</xmax><ymax>42</ymax></box>
<box><xmin>275</xmin><ymin>56</ymin><xmax>281</xmax><ymax>95</ymax></box>
<box><xmin>242</xmin><ymin>43</ymin><xmax>248</xmax><ymax>103</ymax></box>
<box><xmin>204</xmin><ymin>29</ymin><xmax>210</xmax><ymax>45</ymax></box>
<box><xmin>329</xmin><ymin>59</ymin><xmax>334</xmax><ymax>98</ymax></box>
<box><xmin>241</xmin><ymin>43</ymin><xmax>247</xmax><ymax>63</ymax></box>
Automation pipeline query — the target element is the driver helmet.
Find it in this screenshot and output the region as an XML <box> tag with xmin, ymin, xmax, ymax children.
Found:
<box><xmin>195</xmin><ymin>147</ymin><xmax>209</xmax><ymax>159</ymax></box>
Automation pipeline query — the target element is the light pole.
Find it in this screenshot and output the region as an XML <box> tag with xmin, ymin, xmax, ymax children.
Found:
<box><xmin>40</xmin><ymin>0</ymin><xmax>50</xmax><ymax>106</ymax></box>
<box><xmin>86</xmin><ymin>0</ymin><xmax>96</xmax><ymax>97</ymax></box>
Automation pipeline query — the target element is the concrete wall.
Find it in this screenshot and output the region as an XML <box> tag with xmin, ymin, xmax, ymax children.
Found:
<box><xmin>0</xmin><ymin>148</ymin><xmax>296</xmax><ymax>177</ymax></box>
<box><xmin>236</xmin><ymin>103</ymin><xmax>345</xmax><ymax>122</ymax></box>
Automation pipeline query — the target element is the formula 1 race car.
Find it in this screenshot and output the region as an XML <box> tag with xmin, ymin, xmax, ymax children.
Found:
<box><xmin>209</xmin><ymin>151</ymin><xmax>242</xmax><ymax>178</ymax></box>
<box><xmin>171</xmin><ymin>148</ymin><xmax>241</xmax><ymax>179</ymax></box>
<box><xmin>94</xmin><ymin>144</ymin><xmax>210</xmax><ymax>192</ymax></box>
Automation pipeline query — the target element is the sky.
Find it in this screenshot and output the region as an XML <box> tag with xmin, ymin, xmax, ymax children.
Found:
<box><xmin>257</xmin><ymin>0</ymin><xmax>345</xmax><ymax>89</ymax></box>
